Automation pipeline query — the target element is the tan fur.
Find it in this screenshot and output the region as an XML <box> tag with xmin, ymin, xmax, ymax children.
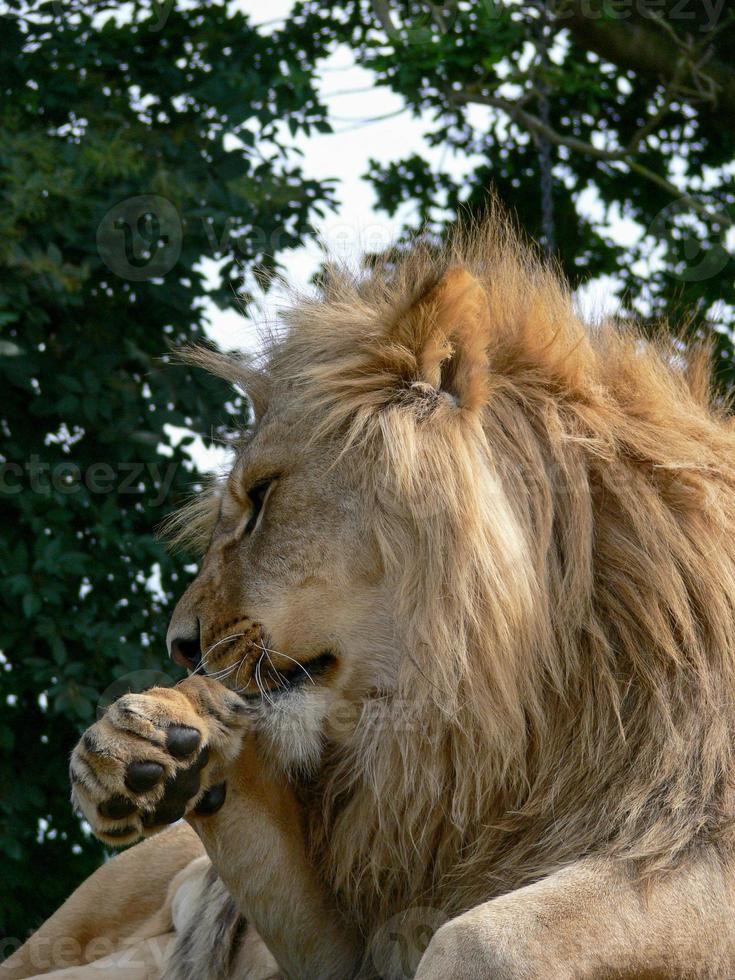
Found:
<box><xmin>4</xmin><ymin>823</ymin><xmax>278</xmax><ymax>980</ymax></box>
<box><xmin>29</xmin><ymin>210</ymin><xmax>735</xmax><ymax>977</ymax></box>
<box><xmin>2</xmin><ymin>824</ymin><xmax>203</xmax><ymax>978</ymax></box>
<box><xmin>174</xmin><ymin>212</ymin><xmax>735</xmax><ymax>974</ymax></box>
<box><xmin>174</xmin><ymin>212</ymin><xmax>735</xmax><ymax>920</ymax></box>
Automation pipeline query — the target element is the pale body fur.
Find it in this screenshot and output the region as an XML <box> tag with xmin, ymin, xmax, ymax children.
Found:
<box><xmin>7</xmin><ymin>214</ymin><xmax>735</xmax><ymax>978</ymax></box>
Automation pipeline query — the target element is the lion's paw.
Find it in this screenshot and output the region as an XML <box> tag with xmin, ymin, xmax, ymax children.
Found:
<box><xmin>70</xmin><ymin>676</ymin><xmax>248</xmax><ymax>845</ymax></box>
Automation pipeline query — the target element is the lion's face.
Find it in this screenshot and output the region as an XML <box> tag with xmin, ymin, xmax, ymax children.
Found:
<box><xmin>166</xmin><ymin>399</ymin><xmax>397</xmax><ymax>767</ymax></box>
<box><xmin>166</xmin><ymin>265</ymin><xmax>531</xmax><ymax>767</ymax></box>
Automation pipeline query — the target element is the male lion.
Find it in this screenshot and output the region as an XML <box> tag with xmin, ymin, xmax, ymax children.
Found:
<box><xmin>6</xmin><ymin>216</ymin><xmax>735</xmax><ymax>979</ymax></box>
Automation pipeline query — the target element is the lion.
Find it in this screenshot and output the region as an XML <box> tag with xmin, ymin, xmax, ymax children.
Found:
<box><xmin>6</xmin><ymin>212</ymin><xmax>735</xmax><ymax>979</ymax></box>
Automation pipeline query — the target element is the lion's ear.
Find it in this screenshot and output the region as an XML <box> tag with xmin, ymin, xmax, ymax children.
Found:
<box><xmin>396</xmin><ymin>267</ymin><xmax>490</xmax><ymax>412</ymax></box>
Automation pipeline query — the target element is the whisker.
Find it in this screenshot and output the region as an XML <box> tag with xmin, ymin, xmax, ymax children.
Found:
<box><xmin>233</xmin><ymin>654</ymin><xmax>250</xmax><ymax>692</ymax></box>
<box><xmin>260</xmin><ymin>656</ymin><xmax>276</xmax><ymax>707</ymax></box>
<box><xmin>205</xmin><ymin>660</ymin><xmax>243</xmax><ymax>682</ymax></box>
<box><xmin>186</xmin><ymin>656</ymin><xmax>216</xmax><ymax>680</ymax></box>
<box><xmin>261</xmin><ymin>655</ymin><xmax>276</xmax><ymax>706</ymax></box>
<box><xmin>261</xmin><ymin>642</ymin><xmax>289</xmax><ymax>691</ymax></box>
<box><xmin>202</xmin><ymin>632</ymin><xmax>250</xmax><ymax>659</ymax></box>
<box><xmin>173</xmin><ymin>628</ymin><xmax>319</xmax><ymax>704</ymax></box>
<box><xmin>259</xmin><ymin>644</ymin><xmax>316</xmax><ymax>685</ymax></box>
<box><xmin>255</xmin><ymin>652</ymin><xmax>275</xmax><ymax>707</ymax></box>
<box><xmin>182</xmin><ymin>631</ymin><xmax>251</xmax><ymax>681</ymax></box>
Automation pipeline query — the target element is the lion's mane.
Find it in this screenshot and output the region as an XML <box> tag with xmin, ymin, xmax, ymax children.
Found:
<box><xmin>183</xmin><ymin>212</ymin><xmax>735</xmax><ymax>934</ymax></box>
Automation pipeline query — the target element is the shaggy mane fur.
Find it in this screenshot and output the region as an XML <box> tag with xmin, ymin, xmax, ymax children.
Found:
<box><xmin>174</xmin><ymin>211</ymin><xmax>735</xmax><ymax>938</ymax></box>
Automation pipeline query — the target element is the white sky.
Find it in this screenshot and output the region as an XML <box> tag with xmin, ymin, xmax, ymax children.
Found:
<box><xmin>202</xmin><ymin>2</ymin><xmax>466</xmax><ymax>353</ymax></box>
<box><xmin>202</xmin><ymin>0</ymin><xmax>632</xmax><ymax>360</ymax></box>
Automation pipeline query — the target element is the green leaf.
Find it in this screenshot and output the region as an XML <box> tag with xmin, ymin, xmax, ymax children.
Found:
<box><xmin>22</xmin><ymin>594</ymin><xmax>41</xmax><ymax>619</ymax></box>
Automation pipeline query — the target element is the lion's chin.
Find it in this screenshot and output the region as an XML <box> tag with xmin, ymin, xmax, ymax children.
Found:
<box><xmin>248</xmin><ymin>682</ymin><xmax>334</xmax><ymax>773</ymax></box>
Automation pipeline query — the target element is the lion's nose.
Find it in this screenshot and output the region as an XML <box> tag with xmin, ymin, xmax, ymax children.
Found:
<box><xmin>168</xmin><ymin>620</ymin><xmax>202</xmax><ymax>670</ymax></box>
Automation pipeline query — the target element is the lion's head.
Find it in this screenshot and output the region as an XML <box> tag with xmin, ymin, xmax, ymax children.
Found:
<box><xmin>166</xmin><ymin>214</ymin><xmax>735</xmax><ymax>925</ymax></box>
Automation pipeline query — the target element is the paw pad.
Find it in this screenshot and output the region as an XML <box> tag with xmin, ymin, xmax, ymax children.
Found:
<box><xmin>125</xmin><ymin>761</ymin><xmax>164</xmax><ymax>793</ymax></box>
<box><xmin>98</xmin><ymin>795</ymin><xmax>137</xmax><ymax>820</ymax></box>
<box><xmin>141</xmin><ymin>800</ymin><xmax>187</xmax><ymax>829</ymax></box>
<box><xmin>70</xmin><ymin>678</ymin><xmax>247</xmax><ymax>845</ymax></box>
<box><xmin>126</xmin><ymin>747</ymin><xmax>210</xmax><ymax>831</ymax></box>
<box><xmin>165</xmin><ymin>725</ymin><xmax>201</xmax><ymax>758</ymax></box>
<box><xmin>194</xmin><ymin>781</ymin><xmax>227</xmax><ymax>816</ymax></box>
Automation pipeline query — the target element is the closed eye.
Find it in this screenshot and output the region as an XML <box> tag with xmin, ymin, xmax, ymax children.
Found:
<box><xmin>244</xmin><ymin>477</ymin><xmax>276</xmax><ymax>536</ymax></box>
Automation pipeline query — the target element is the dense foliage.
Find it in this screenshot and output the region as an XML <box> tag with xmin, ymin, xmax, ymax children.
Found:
<box><xmin>294</xmin><ymin>0</ymin><xmax>735</xmax><ymax>388</ymax></box>
<box><xmin>0</xmin><ymin>0</ymin><xmax>334</xmax><ymax>941</ymax></box>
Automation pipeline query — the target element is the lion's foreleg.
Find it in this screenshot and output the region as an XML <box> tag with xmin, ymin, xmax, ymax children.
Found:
<box><xmin>188</xmin><ymin>736</ymin><xmax>361</xmax><ymax>980</ymax></box>
<box><xmin>414</xmin><ymin>852</ymin><xmax>735</xmax><ymax>979</ymax></box>
<box><xmin>1</xmin><ymin>823</ymin><xmax>204</xmax><ymax>979</ymax></box>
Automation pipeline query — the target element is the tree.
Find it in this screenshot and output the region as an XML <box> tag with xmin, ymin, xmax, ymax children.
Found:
<box><xmin>0</xmin><ymin>0</ymin><xmax>334</xmax><ymax>942</ymax></box>
<box><xmin>292</xmin><ymin>0</ymin><xmax>735</xmax><ymax>388</ymax></box>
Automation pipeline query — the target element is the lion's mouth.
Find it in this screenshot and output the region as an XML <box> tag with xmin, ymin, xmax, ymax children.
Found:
<box><xmin>205</xmin><ymin>647</ymin><xmax>338</xmax><ymax>700</ymax></box>
<box><xmin>239</xmin><ymin>650</ymin><xmax>338</xmax><ymax>700</ymax></box>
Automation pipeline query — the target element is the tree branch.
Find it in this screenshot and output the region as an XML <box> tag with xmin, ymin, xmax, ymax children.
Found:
<box><xmin>451</xmin><ymin>89</ymin><xmax>620</xmax><ymax>161</ymax></box>
<box><xmin>556</xmin><ymin>0</ymin><xmax>735</xmax><ymax>124</ymax></box>
<box><xmin>450</xmin><ymin>89</ymin><xmax>733</xmax><ymax>229</ymax></box>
